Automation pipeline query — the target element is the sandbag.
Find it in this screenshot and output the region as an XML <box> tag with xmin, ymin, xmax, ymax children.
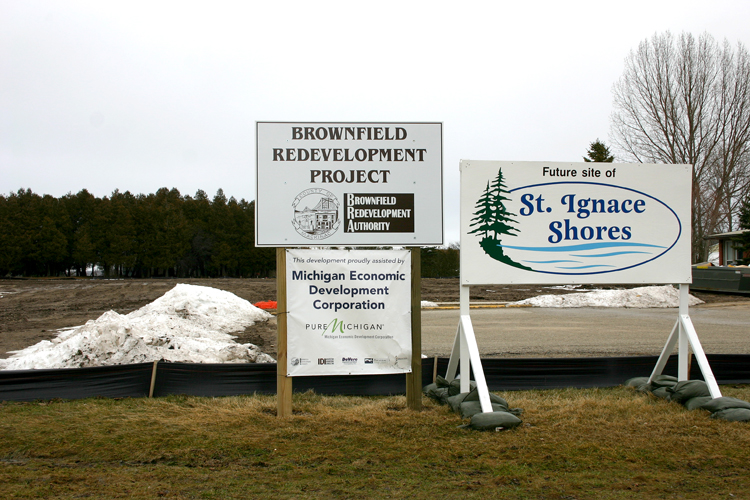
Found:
<box><xmin>459</xmin><ymin>401</ymin><xmax>512</xmax><ymax>420</ymax></box>
<box><xmin>425</xmin><ymin>385</ymin><xmax>450</xmax><ymax>403</ymax></box>
<box><xmin>436</xmin><ymin>375</ymin><xmax>476</xmax><ymax>396</ymax></box>
<box><xmin>625</xmin><ymin>376</ymin><xmax>650</xmax><ymax>388</ymax></box>
<box><xmin>667</xmin><ymin>380</ymin><xmax>710</xmax><ymax>404</ymax></box>
<box><xmin>451</xmin><ymin>379</ymin><xmax>476</xmax><ymax>396</ymax></box>
<box><xmin>422</xmin><ymin>382</ymin><xmax>437</xmax><ymax>394</ymax></box>
<box><xmin>710</xmin><ymin>408</ymin><xmax>750</xmax><ymax>422</ymax></box>
<box><xmin>700</xmin><ymin>397</ymin><xmax>750</xmax><ymax>413</ymax></box>
<box><xmin>651</xmin><ymin>387</ymin><xmax>671</xmax><ymax>399</ymax></box>
<box><xmin>462</xmin><ymin>388</ymin><xmax>509</xmax><ymax>409</ymax></box>
<box><xmin>464</xmin><ymin>411</ymin><xmax>522</xmax><ymax>431</ymax></box>
<box><xmin>684</xmin><ymin>396</ymin><xmax>713</xmax><ymax>411</ymax></box>
<box><xmin>649</xmin><ymin>375</ymin><xmax>679</xmax><ymax>389</ymax></box>
<box><xmin>446</xmin><ymin>392</ymin><xmax>470</xmax><ymax>413</ymax></box>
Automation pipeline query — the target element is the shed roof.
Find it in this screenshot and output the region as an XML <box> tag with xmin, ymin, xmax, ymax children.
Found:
<box><xmin>705</xmin><ymin>229</ymin><xmax>750</xmax><ymax>240</ymax></box>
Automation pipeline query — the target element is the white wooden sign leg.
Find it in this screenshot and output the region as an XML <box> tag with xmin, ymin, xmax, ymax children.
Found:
<box><xmin>445</xmin><ymin>324</ymin><xmax>460</xmax><ymax>382</ymax></box>
<box><xmin>444</xmin><ymin>284</ymin><xmax>493</xmax><ymax>413</ymax></box>
<box><xmin>650</xmin><ymin>284</ymin><xmax>722</xmax><ymax>399</ymax></box>
<box><xmin>679</xmin><ymin>312</ymin><xmax>722</xmax><ymax>398</ymax></box>
<box><xmin>460</xmin><ymin>319</ymin><xmax>470</xmax><ymax>393</ymax></box>
<box><xmin>678</xmin><ymin>285</ymin><xmax>690</xmax><ymax>380</ymax></box>
<box><xmin>649</xmin><ymin>319</ymin><xmax>679</xmax><ymax>383</ymax></box>
<box><xmin>460</xmin><ymin>315</ymin><xmax>493</xmax><ymax>412</ymax></box>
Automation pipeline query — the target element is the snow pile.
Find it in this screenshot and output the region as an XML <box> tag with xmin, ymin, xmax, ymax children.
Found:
<box><xmin>421</xmin><ymin>300</ymin><xmax>439</xmax><ymax>308</ymax></box>
<box><xmin>511</xmin><ymin>285</ymin><xmax>704</xmax><ymax>308</ymax></box>
<box><xmin>0</xmin><ymin>284</ymin><xmax>275</xmax><ymax>371</ymax></box>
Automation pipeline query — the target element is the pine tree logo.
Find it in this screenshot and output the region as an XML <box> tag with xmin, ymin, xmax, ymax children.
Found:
<box><xmin>469</xmin><ymin>168</ymin><xmax>531</xmax><ymax>270</ymax></box>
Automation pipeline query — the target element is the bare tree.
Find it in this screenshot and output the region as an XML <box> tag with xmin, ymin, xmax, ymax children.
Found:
<box><xmin>611</xmin><ymin>32</ymin><xmax>750</xmax><ymax>263</ymax></box>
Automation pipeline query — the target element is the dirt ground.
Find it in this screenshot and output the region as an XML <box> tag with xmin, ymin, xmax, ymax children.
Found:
<box><xmin>1</xmin><ymin>278</ymin><xmax>747</xmax><ymax>360</ymax></box>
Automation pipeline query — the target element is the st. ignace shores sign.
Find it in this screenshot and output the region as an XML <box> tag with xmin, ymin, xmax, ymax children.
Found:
<box><xmin>460</xmin><ymin>161</ymin><xmax>692</xmax><ymax>285</ymax></box>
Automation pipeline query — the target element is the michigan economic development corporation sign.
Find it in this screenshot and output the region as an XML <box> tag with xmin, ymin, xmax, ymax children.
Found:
<box><xmin>285</xmin><ymin>249</ymin><xmax>412</xmax><ymax>376</ymax></box>
<box><xmin>256</xmin><ymin>122</ymin><xmax>442</xmax><ymax>246</ymax></box>
<box><xmin>460</xmin><ymin>160</ymin><xmax>692</xmax><ymax>285</ymax></box>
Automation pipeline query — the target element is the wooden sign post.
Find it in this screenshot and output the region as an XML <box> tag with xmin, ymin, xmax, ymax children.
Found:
<box><xmin>277</xmin><ymin>248</ymin><xmax>292</xmax><ymax>417</ymax></box>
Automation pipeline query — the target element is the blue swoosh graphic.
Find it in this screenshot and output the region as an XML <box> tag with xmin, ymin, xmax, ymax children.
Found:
<box><xmin>524</xmin><ymin>260</ymin><xmax>582</xmax><ymax>264</ymax></box>
<box><xmin>501</xmin><ymin>242</ymin><xmax>665</xmax><ymax>252</ymax></box>
<box><xmin>556</xmin><ymin>265</ymin><xmax>616</xmax><ymax>269</ymax></box>
<box><xmin>570</xmin><ymin>251</ymin><xmax>651</xmax><ymax>257</ymax></box>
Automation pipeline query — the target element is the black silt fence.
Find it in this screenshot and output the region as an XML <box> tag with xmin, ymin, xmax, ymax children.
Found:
<box><xmin>0</xmin><ymin>354</ymin><xmax>748</xmax><ymax>402</ymax></box>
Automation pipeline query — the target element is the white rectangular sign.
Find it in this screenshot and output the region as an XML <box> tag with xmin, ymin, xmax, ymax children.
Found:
<box><xmin>256</xmin><ymin>122</ymin><xmax>443</xmax><ymax>246</ymax></box>
<box><xmin>285</xmin><ymin>249</ymin><xmax>412</xmax><ymax>376</ymax></box>
<box><xmin>460</xmin><ymin>161</ymin><xmax>692</xmax><ymax>285</ymax></box>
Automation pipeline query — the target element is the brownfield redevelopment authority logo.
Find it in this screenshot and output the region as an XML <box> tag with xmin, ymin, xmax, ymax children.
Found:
<box><xmin>292</xmin><ymin>188</ymin><xmax>340</xmax><ymax>240</ymax></box>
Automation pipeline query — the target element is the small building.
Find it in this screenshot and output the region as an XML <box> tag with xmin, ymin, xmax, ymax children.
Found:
<box><xmin>693</xmin><ymin>230</ymin><xmax>750</xmax><ymax>294</ymax></box>
<box><xmin>704</xmin><ymin>230</ymin><xmax>750</xmax><ymax>266</ymax></box>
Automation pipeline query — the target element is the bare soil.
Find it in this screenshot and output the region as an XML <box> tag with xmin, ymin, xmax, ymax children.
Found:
<box><xmin>1</xmin><ymin>278</ymin><xmax>746</xmax><ymax>360</ymax></box>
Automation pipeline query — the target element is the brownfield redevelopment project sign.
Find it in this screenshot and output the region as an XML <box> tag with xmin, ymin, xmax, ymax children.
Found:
<box><xmin>256</xmin><ymin>122</ymin><xmax>443</xmax><ymax>246</ymax></box>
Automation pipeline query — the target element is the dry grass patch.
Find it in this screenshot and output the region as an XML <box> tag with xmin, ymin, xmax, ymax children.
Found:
<box><xmin>1</xmin><ymin>386</ymin><xmax>749</xmax><ymax>499</ymax></box>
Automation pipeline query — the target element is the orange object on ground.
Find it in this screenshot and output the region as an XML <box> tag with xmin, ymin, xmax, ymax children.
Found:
<box><xmin>253</xmin><ymin>300</ymin><xmax>278</xmax><ymax>310</ymax></box>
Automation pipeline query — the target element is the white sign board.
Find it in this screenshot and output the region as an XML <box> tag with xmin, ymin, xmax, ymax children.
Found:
<box><xmin>285</xmin><ymin>249</ymin><xmax>412</xmax><ymax>376</ymax></box>
<box><xmin>256</xmin><ymin>122</ymin><xmax>443</xmax><ymax>246</ymax></box>
<box><xmin>460</xmin><ymin>161</ymin><xmax>692</xmax><ymax>285</ymax></box>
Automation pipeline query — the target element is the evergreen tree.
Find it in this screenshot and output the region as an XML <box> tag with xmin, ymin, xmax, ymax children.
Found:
<box><xmin>63</xmin><ymin>190</ymin><xmax>98</xmax><ymax>276</ymax></box>
<box><xmin>583</xmin><ymin>139</ymin><xmax>615</xmax><ymax>162</ymax></box>
<box><xmin>469</xmin><ymin>169</ymin><xmax>530</xmax><ymax>270</ymax></box>
<box><xmin>468</xmin><ymin>182</ymin><xmax>495</xmax><ymax>239</ymax></box>
<box><xmin>488</xmin><ymin>168</ymin><xmax>520</xmax><ymax>239</ymax></box>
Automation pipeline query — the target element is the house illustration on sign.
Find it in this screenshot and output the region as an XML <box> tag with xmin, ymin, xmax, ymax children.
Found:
<box><xmin>295</xmin><ymin>196</ymin><xmax>338</xmax><ymax>234</ymax></box>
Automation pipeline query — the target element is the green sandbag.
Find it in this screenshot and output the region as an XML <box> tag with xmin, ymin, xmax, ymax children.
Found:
<box><xmin>435</xmin><ymin>375</ymin><xmax>450</xmax><ymax>388</ymax></box>
<box><xmin>700</xmin><ymin>397</ymin><xmax>750</xmax><ymax>413</ymax></box>
<box><xmin>439</xmin><ymin>390</ymin><xmax>453</xmax><ymax>406</ymax></box>
<box><xmin>462</xmin><ymin>388</ymin><xmax>509</xmax><ymax>409</ymax></box>
<box><xmin>466</xmin><ymin>411</ymin><xmax>522</xmax><ymax>431</ymax></box>
<box><xmin>625</xmin><ymin>376</ymin><xmax>650</xmax><ymax>388</ymax></box>
<box><xmin>459</xmin><ymin>401</ymin><xmax>512</xmax><ymax>420</ymax></box>
<box><xmin>710</xmin><ymin>408</ymin><xmax>750</xmax><ymax>422</ymax></box>
<box><xmin>425</xmin><ymin>386</ymin><xmax>450</xmax><ymax>403</ymax></box>
<box><xmin>436</xmin><ymin>375</ymin><xmax>474</xmax><ymax>396</ymax></box>
<box><xmin>667</xmin><ymin>380</ymin><xmax>710</xmax><ymax>404</ymax></box>
<box><xmin>634</xmin><ymin>383</ymin><xmax>652</xmax><ymax>393</ymax></box>
<box><xmin>422</xmin><ymin>383</ymin><xmax>437</xmax><ymax>395</ymax></box>
<box><xmin>650</xmin><ymin>374</ymin><xmax>679</xmax><ymax>389</ymax></box>
<box><xmin>447</xmin><ymin>379</ymin><xmax>476</xmax><ymax>396</ymax></box>
<box><xmin>448</xmin><ymin>380</ymin><xmax>462</xmax><ymax>396</ymax></box>
<box><xmin>651</xmin><ymin>387</ymin><xmax>671</xmax><ymax>399</ymax></box>
<box><xmin>684</xmin><ymin>396</ymin><xmax>713</xmax><ymax>411</ymax></box>
<box><xmin>446</xmin><ymin>392</ymin><xmax>470</xmax><ymax>413</ymax></box>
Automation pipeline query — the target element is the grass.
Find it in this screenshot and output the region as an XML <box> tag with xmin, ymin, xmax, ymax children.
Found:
<box><xmin>1</xmin><ymin>385</ymin><xmax>749</xmax><ymax>499</ymax></box>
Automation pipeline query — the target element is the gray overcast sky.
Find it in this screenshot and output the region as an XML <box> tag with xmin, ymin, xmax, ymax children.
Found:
<box><xmin>1</xmin><ymin>0</ymin><xmax>749</xmax><ymax>244</ymax></box>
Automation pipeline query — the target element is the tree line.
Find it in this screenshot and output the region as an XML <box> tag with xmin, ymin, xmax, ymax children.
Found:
<box><xmin>0</xmin><ymin>188</ymin><xmax>276</xmax><ymax>278</ymax></box>
<box><xmin>0</xmin><ymin>188</ymin><xmax>460</xmax><ymax>278</ymax></box>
